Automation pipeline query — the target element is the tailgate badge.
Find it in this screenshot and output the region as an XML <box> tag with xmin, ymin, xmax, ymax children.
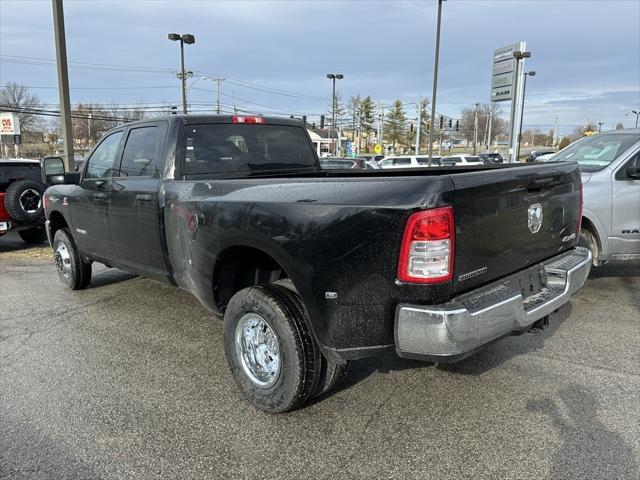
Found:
<box><xmin>528</xmin><ymin>203</ymin><xmax>543</xmax><ymax>234</ymax></box>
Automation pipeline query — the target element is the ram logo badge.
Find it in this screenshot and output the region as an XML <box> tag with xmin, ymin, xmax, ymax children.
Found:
<box><xmin>528</xmin><ymin>203</ymin><xmax>543</xmax><ymax>234</ymax></box>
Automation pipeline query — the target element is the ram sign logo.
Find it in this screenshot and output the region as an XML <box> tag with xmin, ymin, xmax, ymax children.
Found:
<box><xmin>528</xmin><ymin>203</ymin><xmax>543</xmax><ymax>234</ymax></box>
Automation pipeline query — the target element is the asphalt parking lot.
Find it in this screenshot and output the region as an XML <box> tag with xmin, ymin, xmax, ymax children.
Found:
<box><xmin>1</xmin><ymin>232</ymin><xmax>639</xmax><ymax>480</ymax></box>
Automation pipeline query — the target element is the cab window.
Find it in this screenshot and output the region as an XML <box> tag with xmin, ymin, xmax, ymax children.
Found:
<box><xmin>85</xmin><ymin>131</ymin><xmax>124</xmax><ymax>179</ymax></box>
<box><xmin>119</xmin><ymin>125</ymin><xmax>167</xmax><ymax>177</ymax></box>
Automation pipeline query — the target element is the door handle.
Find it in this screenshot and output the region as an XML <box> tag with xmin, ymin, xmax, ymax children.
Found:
<box><xmin>93</xmin><ymin>192</ymin><xmax>108</xmax><ymax>201</ymax></box>
<box><xmin>135</xmin><ymin>194</ymin><xmax>154</xmax><ymax>204</ymax></box>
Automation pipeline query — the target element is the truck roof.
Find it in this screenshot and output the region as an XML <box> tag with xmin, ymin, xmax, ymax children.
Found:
<box><xmin>121</xmin><ymin>114</ymin><xmax>305</xmax><ymax>129</ymax></box>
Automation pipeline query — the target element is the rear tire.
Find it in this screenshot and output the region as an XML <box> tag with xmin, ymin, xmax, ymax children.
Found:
<box><xmin>53</xmin><ymin>228</ymin><xmax>92</xmax><ymax>290</ymax></box>
<box><xmin>18</xmin><ymin>226</ymin><xmax>47</xmax><ymax>244</ymax></box>
<box><xmin>223</xmin><ymin>284</ymin><xmax>321</xmax><ymax>413</ymax></box>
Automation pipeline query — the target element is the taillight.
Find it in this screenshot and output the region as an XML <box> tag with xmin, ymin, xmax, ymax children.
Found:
<box><xmin>577</xmin><ymin>183</ymin><xmax>583</xmax><ymax>234</ymax></box>
<box><xmin>397</xmin><ymin>206</ymin><xmax>454</xmax><ymax>284</ymax></box>
<box><xmin>232</xmin><ymin>115</ymin><xmax>265</xmax><ymax>124</ymax></box>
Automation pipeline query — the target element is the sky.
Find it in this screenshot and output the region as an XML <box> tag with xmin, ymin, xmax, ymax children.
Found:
<box><xmin>1</xmin><ymin>0</ymin><xmax>639</xmax><ymax>135</ymax></box>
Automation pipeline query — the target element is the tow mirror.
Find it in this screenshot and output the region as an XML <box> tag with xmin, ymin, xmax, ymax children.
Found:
<box><xmin>41</xmin><ymin>156</ymin><xmax>81</xmax><ymax>186</ymax></box>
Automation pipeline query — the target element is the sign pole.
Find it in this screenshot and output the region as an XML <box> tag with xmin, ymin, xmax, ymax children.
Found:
<box><xmin>428</xmin><ymin>0</ymin><xmax>444</xmax><ymax>167</ymax></box>
<box><xmin>52</xmin><ymin>0</ymin><xmax>74</xmax><ymax>172</ymax></box>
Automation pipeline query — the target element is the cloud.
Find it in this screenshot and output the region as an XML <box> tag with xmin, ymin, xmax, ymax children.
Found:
<box><xmin>1</xmin><ymin>0</ymin><xmax>638</xmax><ymax>129</ymax></box>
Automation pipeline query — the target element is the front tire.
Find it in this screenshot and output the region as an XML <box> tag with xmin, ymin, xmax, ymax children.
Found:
<box><xmin>223</xmin><ymin>284</ymin><xmax>321</xmax><ymax>413</ymax></box>
<box><xmin>53</xmin><ymin>228</ymin><xmax>92</xmax><ymax>290</ymax></box>
<box><xmin>18</xmin><ymin>226</ymin><xmax>47</xmax><ymax>244</ymax></box>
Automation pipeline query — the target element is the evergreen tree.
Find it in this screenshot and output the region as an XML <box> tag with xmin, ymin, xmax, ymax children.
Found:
<box><xmin>384</xmin><ymin>100</ymin><xmax>406</xmax><ymax>150</ymax></box>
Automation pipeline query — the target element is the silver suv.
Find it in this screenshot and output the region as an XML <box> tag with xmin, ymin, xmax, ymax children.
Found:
<box><xmin>546</xmin><ymin>130</ymin><xmax>640</xmax><ymax>265</ymax></box>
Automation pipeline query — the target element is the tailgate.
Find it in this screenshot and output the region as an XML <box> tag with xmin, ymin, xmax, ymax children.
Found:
<box><xmin>450</xmin><ymin>162</ymin><xmax>581</xmax><ymax>295</ymax></box>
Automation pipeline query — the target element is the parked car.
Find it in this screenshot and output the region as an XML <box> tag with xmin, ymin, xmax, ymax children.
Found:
<box><xmin>355</xmin><ymin>157</ymin><xmax>381</xmax><ymax>169</ymax></box>
<box><xmin>41</xmin><ymin>114</ymin><xmax>590</xmax><ymax>413</ymax></box>
<box><xmin>526</xmin><ymin>150</ymin><xmax>556</xmax><ymax>162</ymax></box>
<box><xmin>543</xmin><ymin>130</ymin><xmax>640</xmax><ymax>265</ymax></box>
<box><xmin>478</xmin><ymin>152</ymin><xmax>504</xmax><ymax>164</ymax></box>
<box><xmin>0</xmin><ymin>158</ymin><xmax>47</xmax><ymax>243</ymax></box>
<box><xmin>378</xmin><ymin>155</ymin><xmax>442</xmax><ymax>168</ymax></box>
<box><xmin>440</xmin><ymin>155</ymin><xmax>485</xmax><ymax>166</ymax></box>
<box><xmin>319</xmin><ymin>158</ymin><xmax>360</xmax><ymax>169</ymax></box>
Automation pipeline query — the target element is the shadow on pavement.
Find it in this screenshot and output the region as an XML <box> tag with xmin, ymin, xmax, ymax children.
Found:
<box><xmin>588</xmin><ymin>260</ymin><xmax>640</xmax><ymax>279</ymax></box>
<box><xmin>438</xmin><ymin>303</ymin><xmax>574</xmax><ymax>376</ymax></box>
<box><xmin>527</xmin><ymin>385</ymin><xmax>638</xmax><ymax>480</ymax></box>
<box><xmin>87</xmin><ymin>267</ymin><xmax>137</xmax><ymax>289</ymax></box>
<box><xmin>0</xmin><ymin>231</ymin><xmax>47</xmax><ymax>253</ymax></box>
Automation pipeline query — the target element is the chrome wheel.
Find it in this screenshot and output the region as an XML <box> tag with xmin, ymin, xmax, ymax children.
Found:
<box><xmin>55</xmin><ymin>242</ymin><xmax>72</xmax><ymax>278</ymax></box>
<box><xmin>19</xmin><ymin>188</ymin><xmax>42</xmax><ymax>214</ymax></box>
<box><xmin>235</xmin><ymin>313</ymin><xmax>281</xmax><ymax>388</ymax></box>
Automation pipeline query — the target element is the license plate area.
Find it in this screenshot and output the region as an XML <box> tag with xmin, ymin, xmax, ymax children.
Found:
<box><xmin>503</xmin><ymin>264</ymin><xmax>548</xmax><ymax>300</ymax></box>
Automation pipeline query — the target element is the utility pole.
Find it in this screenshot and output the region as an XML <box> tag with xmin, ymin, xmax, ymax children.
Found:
<box><xmin>415</xmin><ymin>97</ymin><xmax>422</xmax><ymax>154</ymax></box>
<box><xmin>428</xmin><ymin>0</ymin><xmax>445</xmax><ymax>167</ymax></box>
<box><xmin>473</xmin><ymin>102</ymin><xmax>479</xmax><ymax>154</ymax></box>
<box><xmin>52</xmin><ymin>0</ymin><xmax>74</xmax><ymax>172</ymax></box>
<box><xmin>216</xmin><ymin>78</ymin><xmax>224</xmax><ymax>114</ymax></box>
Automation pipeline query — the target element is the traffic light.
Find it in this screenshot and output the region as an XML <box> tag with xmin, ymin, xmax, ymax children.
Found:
<box><xmin>455</xmin><ymin>120</ymin><xmax>459</xmax><ymax>131</ymax></box>
<box><xmin>302</xmin><ymin>115</ymin><xmax>307</xmax><ymax>125</ymax></box>
<box><xmin>320</xmin><ymin>115</ymin><xmax>325</xmax><ymax>129</ymax></box>
<box><xmin>448</xmin><ymin>118</ymin><xmax>452</xmax><ymax>129</ymax></box>
<box><xmin>439</xmin><ymin>115</ymin><xmax>444</xmax><ymax>130</ymax></box>
<box><xmin>410</xmin><ymin>123</ymin><xmax>414</xmax><ymax>133</ymax></box>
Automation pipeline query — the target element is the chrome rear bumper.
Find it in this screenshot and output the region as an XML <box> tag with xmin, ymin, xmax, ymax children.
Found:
<box><xmin>395</xmin><ymin>247</ymin><xmax>592</xmax><ymax>362</ymax></box>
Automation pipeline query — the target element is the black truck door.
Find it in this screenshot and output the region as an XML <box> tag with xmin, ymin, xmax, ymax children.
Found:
<box><xmin>71</xmin><ymin>130</ymin><xmax>124</xmax><ymax>261</ymax></box>
<box><xmin>107</xmin><ymin>122</ymin><xmax>168</xmax><ymax>278</ymax></box>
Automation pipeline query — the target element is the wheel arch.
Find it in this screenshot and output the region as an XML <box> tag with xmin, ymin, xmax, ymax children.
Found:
<box><xmin>48</xmin><ymin>209</ymin><xmax>70</xmax><ymax>239</ymax></box>
<box><xmin>581</xmin><ymin>208</ymin><xmax>609</xmax><ymax>260</ymax></box>
<box><xmin>209</xmin><ymin>240</ymin><xmax>325</xmax><ymax>349</ymax></box>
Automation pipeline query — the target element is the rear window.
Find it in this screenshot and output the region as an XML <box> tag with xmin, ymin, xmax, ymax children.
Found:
<box><xmin>182</xmin><ymin>123</ymin><xmax>317</xmax><ymax>175</ymax></box>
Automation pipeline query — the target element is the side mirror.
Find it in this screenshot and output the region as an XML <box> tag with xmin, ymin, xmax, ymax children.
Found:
<box><xmin>41</xmin><ymin>156</ymin><xmax>81</xmax><ymax>186</ymax></box>
<box><xmin>626</xmin><ymin>162</ymin><xmax>640</xmax><ymax>179</ymax></box>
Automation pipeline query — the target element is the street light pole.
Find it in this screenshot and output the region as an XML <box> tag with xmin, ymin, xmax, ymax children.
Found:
<box><xmin>632</xmin><ymin>110</ymin><xmax>639</xmax><ymax>128</ymax></box>
<box><xmin>428</xmin><ymin>0</ymin><xmax>445</xmax><ymax>167</ymax></box>
<box><xmin>473</xmin><ymin>102</ymin><xmax>479</xmax><ymax>154</ymax></box>
<box><xmin>509</xmin><ymin>47</ymin><xmax>531</xmax><ymax>163</ymax></box>
<box><xmin>516</xmin><ymin>70</ymin><xmax>535</xmax><ymax>161</ymax></box>
<box><xmin>168</xmin><ymin>33</ymin><xmax>195</xmax><ymax>114</ymax></box>
<box><xmin>326</xmin><ymin>74</ymin><xmax>343</xmax><ymax>155</ymax></box>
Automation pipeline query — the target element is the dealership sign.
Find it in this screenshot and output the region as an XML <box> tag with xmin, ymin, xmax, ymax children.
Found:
<box><xmin>490</xmin><ymin>44</ymin><xmax>520</xmax><ymax>102</ymax></box>
<box><xmin>0</xmin><ymin>112</ymin><xmax>20</xmax><ymax>135</ymax></box>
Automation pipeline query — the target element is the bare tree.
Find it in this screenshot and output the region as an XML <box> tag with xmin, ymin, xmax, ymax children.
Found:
<box><xmin>459</xmin><ymin>103</ymin><xmax>506</xmax><ymax>144</ymax></box>
<box><xmin>0</xmin><ymin>82</ymin><xmax>45</xmax><ymax>132</ymax></box>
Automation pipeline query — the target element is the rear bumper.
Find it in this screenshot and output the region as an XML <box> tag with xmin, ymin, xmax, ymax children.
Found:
<box><xmin>395</xmin><ymin>247</ymin><xmax>591</xmax><ymax>362</ymax></box>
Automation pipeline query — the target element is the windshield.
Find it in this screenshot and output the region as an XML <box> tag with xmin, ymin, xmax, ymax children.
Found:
<box><xmin>551</xmin><ymin>133</ymin><xmax>639</xmax><ymax>172</ymax></box>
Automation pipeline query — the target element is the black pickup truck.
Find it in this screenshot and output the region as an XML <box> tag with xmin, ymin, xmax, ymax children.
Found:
<box><xmin>41</xmin><ymin>115</ymin><xmax>591</xmax><ymax>413</ymax></box>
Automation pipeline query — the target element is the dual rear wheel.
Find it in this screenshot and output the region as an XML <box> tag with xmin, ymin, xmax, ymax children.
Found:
<box><xmin>223</xmin><ymin>284</ymin><xmax>348</xmax><ymax>413</ymax></box>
